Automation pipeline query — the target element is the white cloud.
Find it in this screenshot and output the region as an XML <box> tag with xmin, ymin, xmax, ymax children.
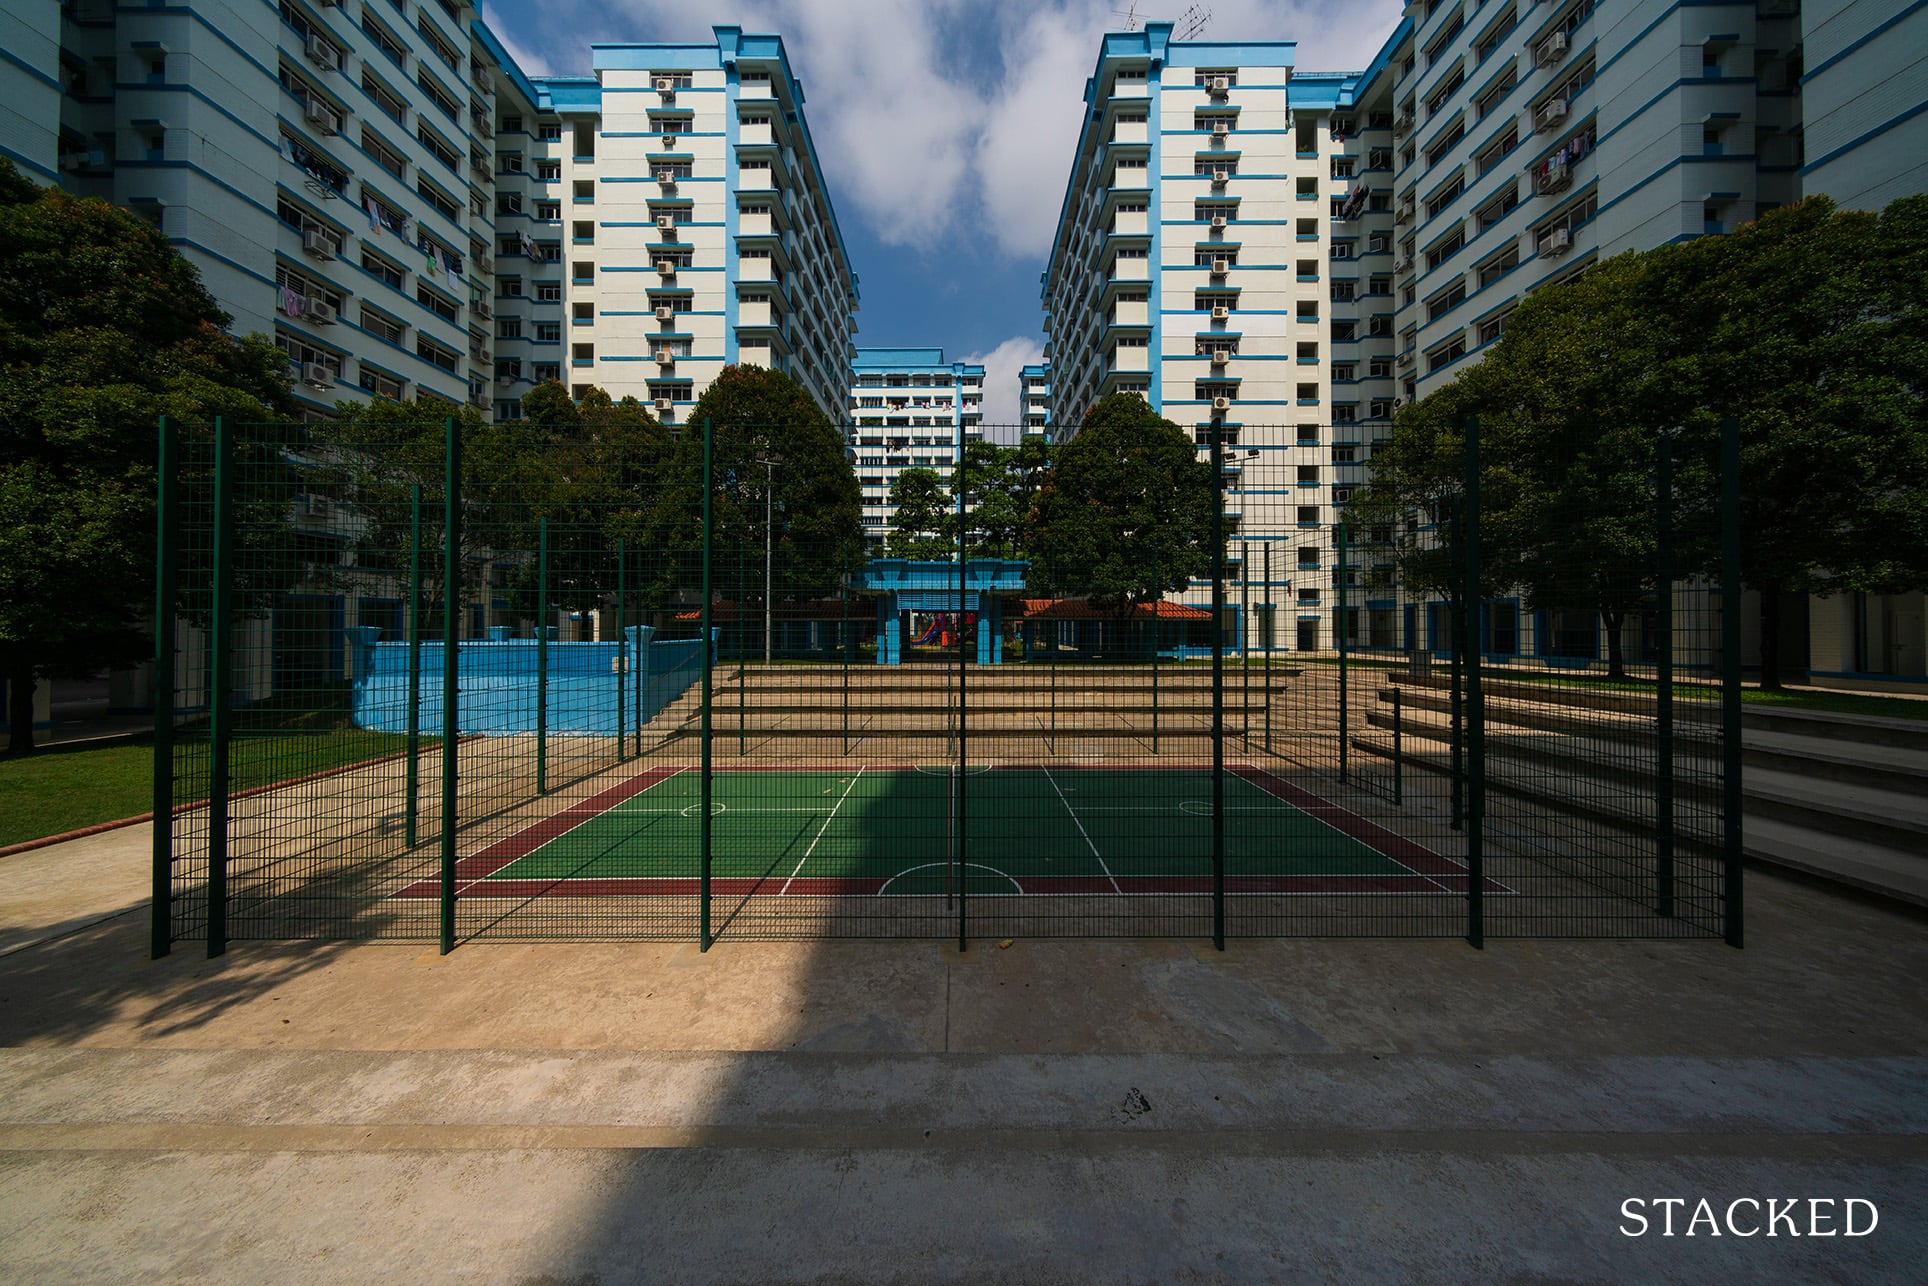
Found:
<box><xmin>964</xmin><ymin>335</ymin><xmax>1047</xmax><ymax>441</ymax></box>
<box><xmin>488</xmin><ymin>1</ymin><xmax>1406</xmax><ymax>260</ymax></box>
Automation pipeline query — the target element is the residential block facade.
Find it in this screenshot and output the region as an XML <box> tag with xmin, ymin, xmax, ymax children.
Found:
<box><xmin>1019</xmin><ymin>361</ymin><xmax>1052</xmax><ymax>437</ymax></box>
<box><xmin>0</xmin><ymin>6</ymin><xmax>858</xmax><ymax>425</ymax></box>
<box><xmin>847</xmin><ymin>346</ymin><xmax>984</xmax><ymax>548</ymax></box>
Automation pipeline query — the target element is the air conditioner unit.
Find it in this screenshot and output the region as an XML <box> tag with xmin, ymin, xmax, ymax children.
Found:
<box><xmin>1539</xmin><ymin>159</ymin><xmax>1571</xmax><ymax>194</ymax></box>
<box><xmin>654</xmin><ymin>349</ymin><xmax>675</xmax><ymax>365</ymax></box>
<box><xmin>305</xmin><ymin>98</ymin><xmax>339</xmax><ymax>134</ymax></box>
<box><xmin>1545</xmin><ymin>227</ymin><xmax>1573</xmax><ymax>254</ymax></box>
<box><xmin>1211</xmin><ymin>306</ymin><xmax>1230</xmax><ymax>320</ymax></box>
<box><xmin>1211</xmin><ymin>169</ymin><xmax>1230</xmax><ymax>185</ymax></box>
<box><xmin>1394</xmin><ymin>111</ymin><xmax>1413</xmax><ymax>134</ymax></box>
<box><xmin>1392</xmin><ymin>396</ymin><xmax>1408</xmax><ymax>409</ymax></box>
<box><xmin>656</xmin><ymin>169</ymin><xmax>676</xmax><ymax>186</ymax></box>
<box><xmin>472</xmin><ymin>299</ymin><xmax>492</xmax><ymax>319</ymax></box>
<box><xmin>655</xmin><ymin>305</ymin><xmax>674</xmax><ymax>321</ymax></box>
<box><xmin>1537</xmin><ymin>31</ymin><xmax>1568</xmax><ymax>65</ymax></box>
<box><xmin>302</xmin><ymin>228</ymin><xmax>337</xmax><ymax>260</ymax></box>
<box><xmin>1212</xmin><ymin>125</ymin><xmax>1228</xmax><ymax>140</ymax></box>
<box><xmin>654</xmin><ymin>77</ymin><xmax>676</xmax><ymax>95</ymax></box>
<box><xmin>301</xmin><ymin>362</ymin><xmax>333</xmax><ymax>388</ymax></box>
<box><xmin>497</xmin><ymin>375</ymin><xmax>514</xmax><ymax>387</ymax></box>
<box><xmin>476</xmin><ymin>115</ymin><xmax>494</xmax><ymax>138</ymax></box>
<box><xmin>1536</xmin><ymin>98</ymin><xmax>1569</xmax><ymax>131</ymax></box>
<box><xmin>475</xmin><ymin>252</ymin><xmax>494</xmax><ymax>272</ymax></box>
<box><xmin>1211</xmin><ymin>349</ymin><xmax>1230</xmax><ymax>366</ymax></box>
<box><xmin>307</xmin><ymin>301</ymin><xmax>337</xmax><ymax>325</ymax></box>
<box><xmin>304</xmin><ymin>34</ymin><xmax>339</xmax><ymax>72</ymax></box>
<box><xmin>1211</xmin><ymin>396</ymin><xmax>1231</xmax><ymax>412</ymax></box>
<box><xmin>1208</xmin><ymin>76</ymin><xmax>1230</xmax><ymax>95</ymax></box>
<box><xmin>656</xmin><ymin>260</ymin><xmax>676</xmax><ymax>276</ymax></box>
<box><xmin>654</xmin><ymin>397</ymin><xmax>674</xmax><ymax>412</ymax></box>
<box><xmin>656</xmin><ymin>215</ymin><xmax>676</xmax><ymax>231</ymax></box>
<box><xmin>1210</xmin><ymin>259</ymin><xmax>1229</xmax><ymax>275</ymax></box>
<box><xmin>1210</xmin><ymin>215</ymin><xmax>1227</xmax><ymax>229</ymax></box>
<box><xmin>1393</xmin><ymin>255</ymin><xmax>1411</xmax><ymax>272</ymax></box>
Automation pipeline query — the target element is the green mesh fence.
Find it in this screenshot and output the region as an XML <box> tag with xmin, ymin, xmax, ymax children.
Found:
<box><xmin>154</xmin><ymin>416</ymin><xmax>1742</xmax><ymax>953</ymax></box>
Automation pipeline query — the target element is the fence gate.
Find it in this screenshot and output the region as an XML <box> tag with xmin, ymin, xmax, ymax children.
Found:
<box><xmin>155</xmin><ymin>417</ymin><xmax>1743</xmax><ymax>954</ymax></box>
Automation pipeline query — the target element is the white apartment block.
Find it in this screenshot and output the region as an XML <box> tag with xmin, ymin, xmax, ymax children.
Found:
<box><xmin>1800</xmin><ymin>0</ymin><xmax>1928</xmax><ymax>212</ymax></box>
<box><xmin>1040</xmin><ymin>24</ymin><xmax>1403</xmax><ymax>649</ymax></box>
<box><xmin>848</xmin><ymin>346</ymin><xmax>984</xmax><ymax>548</ymax></box>
<box><xmin>1019</xmin><ymin>361</ymin><xmax>1052</xmax><ymax>437</ymax></box>
<box><xmin>0</xmin><ymin>8</ymin><xmax>858</xmax><ymax>425</ymax></box>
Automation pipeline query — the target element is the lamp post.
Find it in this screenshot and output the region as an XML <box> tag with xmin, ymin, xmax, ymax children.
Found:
<box><xmin>755</xmin><ymin>457</ymin><xmax>781</xmax><ymax>664</ymax></box>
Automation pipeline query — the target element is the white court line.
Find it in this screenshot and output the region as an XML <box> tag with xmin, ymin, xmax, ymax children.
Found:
<box><xmin>458</xmin><ymin>765</ymin><xmax>687</xmax><ymax>895</ymax></box>
<box><xmin>780</xmin><ymin>765</ymin><xmax>866</xmax><ymax>895</ymax></box>
<box><xmin>1042</xmin><ymin>764</ymin><xmax>1122</xmax><ymax>895</ymax></box>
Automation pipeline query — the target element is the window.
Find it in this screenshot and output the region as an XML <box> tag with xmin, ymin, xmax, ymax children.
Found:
<box><xmin>536</xmin><ymin>200</ymin><xmax>560</xmax><ymax>221</ymax></box>
<box><xmin>1426</xmin><ymin>332</ymin><xmax>1468</xmax><ymax>372</ymax></box>
<box><xmin>574</xmin><ymin>123</ymin><xmax>595</xmax><ymax>158</ymax></box>
<box><xmin>359</xmin><ymin>126</ymin><xmax>408</xmax><ymax>181</ymax></box>
<box><xmin>1194</xmin><ymin>159</ymin><xmax>1238</xmax><ymax>177</ymax></box>
<box><xmin>573</xmin><ymin>221</ymin><xmax>594</xmax><ymax>242</ymax></box>
<box><xmin>416</xmin><ymin>177</ymin><xmax>459</xmax><ymax>222</ymax></box>
<box><xmin>1426</xmin><ymin>277</ymin><xmax>1467</xmax><ymax>321</ymax></box>
<box><xmin>1194</xmin><ymin>249</ymin><xmax>1235</xmax><ymax>267</ymax></box>
<box><xmin>1424</xmin><ymin>118</ymin><xmax>1465</xmax><ymax>169</ymax></box>
<box><xmin>1477</xmin><ymin>241</ymin><xmax>1520</xmax><ymax>287</ymax></box>
<box><xmin>1474</xmin><ymin>8</ymin><xmax>1516</xmax><ymax>64</ymax></box>
<box><xmin>535</xmin><ymin>281</ymin><xmax>562</xmax><ymax>302</ymax></box>
<box><xmin>536</xmin><ymin>160</ymin><xmax>561</xmax><ymax>182</ymax></box>
<box><xmin>535</xmin><ymin>322</ymin><xmax>561</xmax><ymax>342</ymax></box>
<box><xmin>1477</xmin><ymin>308</ymin><xmax>1513</xmax><ymax>345</ymax></box>
<box><xmin>359</xmin><ymin>305</ymin><xmax>406</xmax><ymax>345</ymax></box>
<box><xmin>1425</xmin><ymin>223</ymin><xmax>1466</xmax><ymax>270</ymax></box>
<box><xmin>1426</xmin><ymin>172</ymin><xmax>1465</xmax><ymax>219</ymax></box>
<box><xmin>1425</xmin><ymin>63</ymin><xmax>1465</xmax><ymax>118</ymax></box>
<box><xmin>416</xmin><ymin>335</ymin><xmax>459</xmax><ymax>372</ymax></box>
<box><xmin>1475</xmin><ymin>64</ymin><xmax>1517</xmax><ymax>120</ymax></box>
<box><xmin>361</xmin><ymin>72</ymin><xmax>407</xmax><ymax>125</ymax></box>
<box><xmin>572</xmin><ymin>342</ymin><xmax>594</xmax><ymax>364</ymax></box>
<box><xmin>1477</xmin><ymin>182</ymin><xmax>1519</xmax><ymax>230</ymax></box>
<box><xmin>538</xmin><ymin>123</ymin><xmax>563</xmax><ymax>142</ymax></box>
<box><xmin>1194</xmin><ymin>70</ymin><xmax>1236</xmax><ymax>88</ymax></box>
<box><xmin>362</xmin><ymin>248</ymin><xmax>404</xmax><ymax>290</ymax></box>
<box><xmin>573</xmin><ymin>180</ymin><xmax>594</xmax><ymax>201</ymax></box>
<box><xmin>358</xmin><ymin>365</ymin><xmax>406</xmax><ymax>399</ymax></box>
<box><xmin>359</xmin><ymin>11</ymin><xmax>406</xmax><ymax>66</ymax></box>
<box><xmin>415</xmin><ymin>70</ymin><xmax>459</xmax><ymax>121</ymax></box>
<box><xmin>1474</xmin><ymin>125</ymin><xmax>1518</xmax><ymax>177</ymax></box>
<box><xmin>416</xmin><ymin>283</ymin><xmax>458</xmax><ymax>323</ymax></box>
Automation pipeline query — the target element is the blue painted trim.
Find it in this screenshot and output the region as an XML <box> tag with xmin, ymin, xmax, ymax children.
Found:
<box><xmin>1803</xmin><ymin>99</ymin><xmax>1928</xmax><ymax>177</ymax></box>
<box><xmin>0</xmin><ymin>44</ymin><xmax>61</xmax><ymax>91</ymax></box>
<box><xmin>0</xmin><ymin>142</ymin><xmax>59</xmax><ymax>183</ymax></box>
<box><xmin>1802</xmin><ymin>0</ymin><xmax>1928</xmax><ymax>82</ymax></box>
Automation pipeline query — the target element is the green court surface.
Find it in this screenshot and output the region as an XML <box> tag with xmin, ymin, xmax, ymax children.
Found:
<box><xmin>433</xmin><ymin>766</ymin><xmax>1467</xmax><ymax>899</ymax></box>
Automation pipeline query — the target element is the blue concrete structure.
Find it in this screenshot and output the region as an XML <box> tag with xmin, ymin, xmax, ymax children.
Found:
<box><xmin>863</xmin><ymin>559</ymin><xmax>1029</xmax><ymax>665</ymax></box>
<box><xmin>350</xmin><ymin>628</ymin><xmax>709</xmax><ymax>735</ymax></box>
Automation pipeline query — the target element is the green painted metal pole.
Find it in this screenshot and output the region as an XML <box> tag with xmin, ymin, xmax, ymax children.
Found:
<box><xmin>1655</xmin><ymin>434</ymin><xmax>1675</xmax><ymax>918</ymax></box>
<box><xmin>536</xmin><ymin>516</ymin><xmax>548</xmax><ymax>795</ymax></box>
<box><xmin>405</xmin><ymin>485</ymin><xmax>423</xmax><ymax>844</ymax></box>
<box><xmin>1464</xmin><ymin>417</ymin><xmax>1485</xmax><ymax>950</ymax></box>
<box><xmin>1264</xmin><ymin>540</ymin><xmax>1273</xmax><ymax>754</ymax></box>
<box><xmin>956</xmin><ymin>411</ymin><xmax>968</xmax><ymax>954</ymax></box>
<box><xmin>700</xmin><ymin>418</ymin><xmax>714</xmax><ymax>951</ymax></box>
<box><xmin>1241</xmin><ymin>538</ymin><xmax>1250</xmax><ymax>744</ymax></box>
<box><xmin>1338</xmin><ymin>520</ymin><xmax>1349</xmax><ymax>785</ymax></box>
<box><xmin>1449</xmin><ymin>495</ymin><xmax>1464</xmax><ymax>831</ymax></box>
<box><xmin>615</xmin><ymin>538</ymin><xmax>626</xmax><ymax>763</ymax></box>
<box><xmin>440</xmin><ymin>417</ymin><xmax>460</xmax><ymax>956</ymax></box>
<box><xmin>1720</xmin><ymin>416</ymin><xmax>1744</xmax><ymax>948</ymax></box>
<box><xmin>841</xmin><ymin>551</ymin><xmax>850</xmax><ymax>755</ymax></box>
<box><xmin>1211</xmin><ymin>423</ymin><xmax>1226</xmax><ymax>951</ymax></box>
<box><xmin>1151</xmin><ymin>544</ymin><xmax>1160</xmax><ymax>754</ymax></box>
<box><xmin>1392</xmin><ymin>684</ymin><xmax>1404</xmax><ymax>805</ymax></box>
<box><xmin>150</xmin><ymin>417</ymin><xmax>178</xmax><ymax>959</ymax></box>
<box><xmin>737</xmin><ymin>543</ymin><xmax>746</xmax><ymax>756</ymax></box>
<box><xmin>206</xmin><ymin>417</ymin><xmax>233</xmax><ymax>958</ymax></box>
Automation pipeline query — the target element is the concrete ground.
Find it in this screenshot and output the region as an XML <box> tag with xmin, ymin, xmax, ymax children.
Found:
<box><xmin>0</xmin><ymin>825</ymin><xmax>1924</xmax><ymax>1283</ymax></box>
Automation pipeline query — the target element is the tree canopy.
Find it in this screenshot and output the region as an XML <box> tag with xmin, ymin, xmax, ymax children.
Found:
<box><xmin>1027</xmin><ymin>394</ymin><xmax>1215</xmax><ymax>609</ymax></box>
<box><xmin>885</xmin><ymin>467</ymin><xmax>952</xmax><ymax>560</ymax></box>
<box><xmin>0</xmin><ymin>160</ymin><xmax>292</xmax><ymax>752</ymax></box>
<box><xmin>1359</xmin><ymin>194</ymin><xmax>1928</xmax><ymax>685</ymax></box>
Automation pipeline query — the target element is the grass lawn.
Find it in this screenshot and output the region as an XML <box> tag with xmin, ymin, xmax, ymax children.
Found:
<box><xmin>0</xmin><ymin>730</ymin><xmax>427</xmax><ymax>850</ymax></box>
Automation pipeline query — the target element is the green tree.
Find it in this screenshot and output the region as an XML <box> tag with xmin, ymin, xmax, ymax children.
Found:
<box><xmin>0</xmin><ymin>160</ymin><xmax>292</xmax><ymax>753</ymax></box>
<box><xmin>518</xmin><ymin>378</ymin><xmax>580</xmax><ymax>435</ymax></box>
<box><xmin>1027</xmin><ymin>394</ymin><xmax>1214</xmax><ymax>611</ymax></box>
<box><xmin>951</xmin><ymin>436</ymin><xmax>1053</xmax><ymax>559</ymax></box>
<box><xmin>886</xmin><ymin>467</ymin><xmax>952</xmax><ymax>559</ymax></box>
<box><xmin>641</xmin><ymin>365</ymin><xmax>863</xmax><ymax>603</ymax></box>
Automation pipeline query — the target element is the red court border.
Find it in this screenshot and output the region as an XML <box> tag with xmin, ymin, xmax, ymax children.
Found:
<box><xmin>395</xmin><ymin>762</ymin><xmax>1508</xmax><ymax>900</ymax></box>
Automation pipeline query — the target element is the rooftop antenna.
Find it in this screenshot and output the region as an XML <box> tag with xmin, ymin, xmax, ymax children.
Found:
<box><xmin>1113</xmin><ymin>2</ymin><xmax>1143</xmax><ymax>30</ymax></box>
<box><xmin>1175</xmin><ymin>5</ymin><xmax>1212</xmax><ymax>39</ymax></box>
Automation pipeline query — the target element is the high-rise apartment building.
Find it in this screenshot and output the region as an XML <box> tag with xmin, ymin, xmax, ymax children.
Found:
<box><xmin>848</xmin><ymin>346</ymin><xmax>983</xmax><ymax>547</ymax></box>
<box><xmin>0</xmin><ymin>7</ymin><xmax>858</xmax><ymax>424</ymax></box>
<box><xmin>1019</xmin><ymin>361</ymin><xmax>1053</xmax><ymax>438</ymax></box>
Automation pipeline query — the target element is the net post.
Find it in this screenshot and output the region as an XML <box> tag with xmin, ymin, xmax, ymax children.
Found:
<box><xmin>1392</xmin><ymin>684</ymin><xmax>1403</xmax><ymax>806</ymax></box>
<box><xmin>1654</xmin><ymin>431</ymin><xmax>1675</xmax><ymax>918</ymax></box>
<box><xmin>439</xmin><ymin>416</ymin><xmax>460</xmax><ymax>956</ymax></box>
<box><xmin>1448</xmin><ymin>494</ymin><xmax>1464</xmax><ymax>831</ymax></box>
<box><xmin>1241</xmin><ymin>537</ymin><xmax>1251</xmax><ymax>743</ymax></box>
<box><xmin>1151</xmin><ymin>543</ymin><xmax>1160</xmax><ymax>755</ymax></box>
<box><xmin>700</xmin><ymin>417</ymin><xmax>714</xmax><ymax>951</ymax></box>
<box><xmin>737</xmin><ymin>542</ymin><xmax>746</xmax><ymax>757</ymax></box>
<box><xmin>150</xmin><ymin>417</ymin><xmax>178</xmax><ymax>959</ymax></box>
<box><xmin>1211</xmin><ymin>420</ymin><xmax>1226</xmax><ymax>952</ymax></box>
<box><xmin>205</xmin><ymin>416</ymin><xmax>233</xmax><ymax>959</ymax></box>
<box><xmin>1337</xmin><ymin>519</ymin><xmax>1349</xmax><ymax>785</ymax></box>
<box><xmin>1720</xmin><ymin>416</ymin><xmax>1744</xmax><ymax>948</ymax></box>
<box><xmin>536</xmin><ymin>515</ymin><xmax>548</xmax><ymax>795</ymax></box>
<box><xmin>840</xmin><ymin>550</ymin><xmax>850</xmax><ymax>755</ymax></box>
<box><xmin>1264</xmin><ymin>539</ymin><xmax>1272</xmax><ymax>754</ymax></box>
<box><xmin>615</xmin><ymin>537</ymin><xmax>626</xmax><ymax>763</ymax></box>
<box><xmin>1463</xmin><ymin>416</ymin><xmax>1485</xmax><ymax>950</ymax></box>
<box><xmin>406</xmin><ymin>485</ymin><xmax>423</xmax><ymax>842</ymax></box>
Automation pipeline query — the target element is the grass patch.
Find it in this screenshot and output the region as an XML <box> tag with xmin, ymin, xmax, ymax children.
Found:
<box><xmin>1741</xmin><ymin>687</ymin><xmax>1928</xmax><ymax>722</ymax></box>
<box><xmin>0</xmin><ymin>728</ymin><xmax>429</xmax><ymax>850</ymax></box>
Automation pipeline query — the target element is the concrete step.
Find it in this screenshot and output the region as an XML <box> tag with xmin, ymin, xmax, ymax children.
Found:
<box><xmin>1359</xmin><ymin>710</ymin><xmax>1723</xmax><ymax>802</ymax></box>
<box><xmin>1742</xmin><ymin>729</ymin><xmax>1928</xmax><ymax>795</ymax></box>
<box><xmin>1743</xmin><ymin>815</ymin><xmax>1928</xmax><ymax>909</ymax></box>
<box><xmin>1741</xmin><ymin>766</ymin><xmax>1928</xmax><ymax>853</ymax></box>
<box><xmin>1740</xmin><ymin>705</ymin><xmax>1928</xmax><ymax>752</ymax></box>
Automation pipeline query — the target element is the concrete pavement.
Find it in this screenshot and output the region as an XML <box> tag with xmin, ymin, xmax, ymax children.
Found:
<box><xmin>0</xmin><ymin>822</ymin><xmax>1924</xmax><ymax>1282</ymax></box>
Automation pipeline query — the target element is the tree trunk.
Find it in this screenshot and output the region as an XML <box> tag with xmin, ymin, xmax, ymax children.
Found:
<box><xmin>1759</xmin><ymin>581</ymin><xmax>1784</xmax><ymax>691</ymax></box>
<box><xmin>6</xmin><ymin>664</ymin><xmax>36</xmax><ymax>757</ymax></box>
<box><xmin>1602</xmin><ymin>608</ymin><xmax>1626</xmax><ymax>679</ymax></box>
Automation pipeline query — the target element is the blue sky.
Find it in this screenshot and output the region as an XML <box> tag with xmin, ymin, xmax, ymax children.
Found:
<box><xmin>482</xmin><ymin>0</ymin><xmax>1405</xmax><ymax>423</ymax></box>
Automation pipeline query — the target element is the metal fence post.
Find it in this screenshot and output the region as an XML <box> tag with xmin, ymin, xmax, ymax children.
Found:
<box><xmin>1449</xmin><ymin>495</ymin><xmax>1464</xmax><ymax>831</ymax></box>
<box><xmin>615</xmin><ymin>537</ymin><xmax>626</xmax><ymax>763</ymax></box>
<box><xmin>956</xmin><ymin>422</ymin><xmax>969</xmax><ymax>954</ymax></box>
<box><xmin>1655</xmin><ymin>433</ymin><xmax>1675</xmax><ymax>918</ymax></box>
<box><xmin>1211</xmin><ymin>422</ymin><xmax>1226</xmax><ymax>951</ymax></box>
<box><xmin>1392</xmin><ymin>684</ymin><xmax>1403</xmax><ymax>806</ymax></box>
<box><xmin>536</xmin><ymin>516</ymin><xmax>548</xmax><ymax>795</ymax></box>
<box><xmin>1720</xmin><ymin>416</ymin><xmax>1744</xmax><ymax>948</ymax></box>
<box><xmin>700</xmin><ymin>418</ymin><xmax>714</xmax><ymax>951</ymax></box>
<box><xmin>1264</xmin><ymin>539</ymin><xmax>1272</xmax><ymax>754</ymax></box>
<box><xmin>1151</xmin><ymin>543</ymin><xmax>1161</xmax><ymax>755</ymax></box>
<box><xmin>1463</xmin><ymin>417</ymin><xmax>1485</xmax><ymax>949</ymax></box>
<box><xmin>206</xmin><ymin>416</ymin><xmax>233</xmax><ymax>958</ymax></box>
<box><xmin>150</xmin><ymin>417</ymin><xmax>178</xmax><ymax>959</ymax></box>
<box><xmin>439</xmin><ymin>417</ymin><xmax>460</xmax><ymax>955</ymax></box>
<box><xmin>406</xmin><ymin>485</ymin><xmax>423</xmax><ymax>843</ymax></box>
<box><xmin>1338</xmin><ymin>520</ymin><xmax>1349</xmax><ymax>785</ymax></box>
